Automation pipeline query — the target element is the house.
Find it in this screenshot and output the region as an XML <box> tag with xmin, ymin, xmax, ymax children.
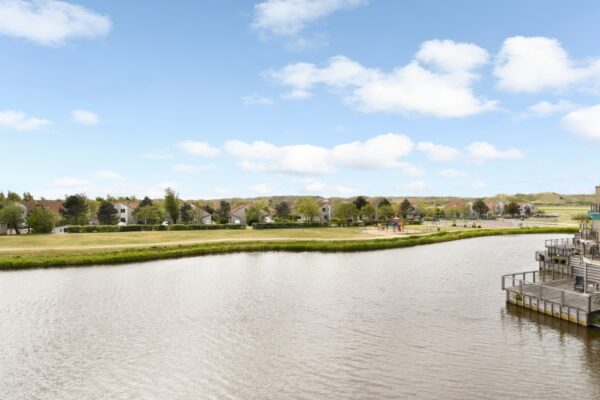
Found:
<box><xmin>0</xmin><ymin>224</ymin><xmax>7</xmax><ymax>235</ymax></box>
<box><xmin>189</xmin><ymin>204</ymin><xmax>212</xmax><ymax>224</ymax></box>
<box><xmin>113</xmin><ymin>202</ymin><xmax>139</xmax><ymax>225</ymax></box>
<box><xmin>264</xmin><ymin>215</ymin><xmax>274</xmax><ymax>224</ymax></box>
<box><xmin>229</xmin><ymin>204</ymin><xmax>250</xmax><ymax>224</ymax></box>
<box><xmin>319</xmin><ymin>200</ymin><xmax>333</xmax><ymax>222</ymax></box>
<box><xmin>517</xmin><ymin>202</ymin><xmax>537</xmax><ymax>216</ymax></box>
<box><xmin>22</xmin><ymin>200</ymin><xmax>63</xmax><ymax>219</ymax></box>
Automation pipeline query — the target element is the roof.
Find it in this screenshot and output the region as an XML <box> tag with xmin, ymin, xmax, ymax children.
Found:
<box><xmin>21</xmin><ymin>200</ymin><xmax>63</xmax><ymax>216</ymax></box>
<box><xmin>230</xmin><ymin>204</ymin><xmax>249</xmax><ymax>216</ymax></box>
<box><xmin>113</xmin><ymin>201</ymin><xmax>140</xmax><ymax>209</ymax></box>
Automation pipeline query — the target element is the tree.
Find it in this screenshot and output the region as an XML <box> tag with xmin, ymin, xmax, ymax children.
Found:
<box><xmin>0</xmin><ymin>203</ymin><xmax>25</xmax><ymax>234</ymax></box>
<box><xmin>179</xmin><ymin>203</ymin><xmax>194</xmax><ymax>224</ymax></box>
<box><xmin>294</xmin><ymin>197</ymin><xmax>320</xmax><ymax>221</ymax></box>
<box><xmin>245</xmin><ymin>201</ymin><xmax>267</xmax><ymax>225</ymax></box>
<box><xmin>377</xmin><ymin>204</ymin><xmax>395</xmax><ymax>220</ymax></box>
<box><xmin>203</xmin><ymin>203</ymin><xmax>215</xmax><ymax>215</ymax></box>
<box><xmin>353</xmin><ymin>196</ymin><xmax>368</xmax><ymax>211</ymax></box>
<box><xmin>7</xmin><ymin>191</ymin><xmax>21</xmax><ymax>202</ymax></box>
<box><xmin>97</xmin><ymin>201</ymin><xmax>118</xmax><ymax>225</ymax></box>
<box><xmin>215</xmin><ymin>201</ymin><xmax>231</xmax><ymax>224</ymax></box>
<box><xmin>274</xmin><ymin>201</ymin><xmax>291</xmax><ymax>220</ymax></box>
<box><xmin>22</xmin><ymin>192</ymin><xmax>34</xmax><ymax>201</ymax></box>
<box><xmin>378</xmin><ymin>197</ymin><xmax>391</xmax><ymax>208</ymax></box>
<box><xmin>60</xmin><ymin>194</ymin><xmax>88</xmax><ymax>225</ymax></box>
<box><xmin>27</xmin><ymin>206</ymin><xmax>55</xmax><ymax>233</ymax></box>
<box><xmin>472</xmin><ymin>199</ymin><xmax>489</xmax><ymax>218</ymax></box>
<box><xmin>399</xmin><ymin>198</ymin><xmax>412</xmax><ymax>218</ymax></box>
<box><xmin>334</xmin><ymin>202</ymin><xmax>357</xmax><ymax>222</ymax></box>
<box><xmin>362</xmin><ymin>204</ymin><xmax>376</xmax><ymax>220</ymax></box>
<box><xmin>139</xmin><ymin>196</ymin><xmax>154</xmax><ymax>207</ymax></box>
<box><xmin>504</xmin><ymin>202</ymin><xmax>521</xmax><ymax>217</ymax></box>
<box><xmin>164</xmin><ymin>188</ymin><xmax>180</xmax><ymax>223</ymax></box>
<box><xmin>134</xmin><ymin>204</ymin><xmax>163</xmax><ymax>225</ymax></box>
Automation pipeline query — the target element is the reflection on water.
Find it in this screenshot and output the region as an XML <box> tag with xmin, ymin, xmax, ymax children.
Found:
<box><xmin>1</xmin><ymin>234</ymin><xmax>599</xmax><ymax>399</ymax></box>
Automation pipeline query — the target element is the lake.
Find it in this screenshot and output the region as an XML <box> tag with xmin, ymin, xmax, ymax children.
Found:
<box><xmin>1</xmin><ymin>234</ymin><xmax>599</xmax><ymax>399</ymax></box>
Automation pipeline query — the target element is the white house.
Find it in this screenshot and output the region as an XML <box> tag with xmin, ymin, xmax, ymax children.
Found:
<box><xmin>0</xmin><ymin>223</ymin><xmax>7</xmax><ymax>235</ymax></box>
<box><xmin>113</xmin><ymin>202</ymin><xmax>138</xmax><ymax>225</ymax></box>
<box><xmin>319</xmin><ymin>200</ymin><xmax>333</xmax><ymax>222</ymax></box>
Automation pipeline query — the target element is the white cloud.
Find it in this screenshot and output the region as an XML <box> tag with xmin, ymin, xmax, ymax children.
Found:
<box><xmin>52</xmin><ymin>176</ymin><xmax>91</xmax><ymax>187</ymax></box>
<box><xmin>439</xmin><ymin>169</ymin><xmax>468</xmax><ymax>178</ymax></box>
<box><xmin>466</xmin><ymin>142</ymin><xmax>525</xmax><ymax>162</ymax></box>
<box><xmin>402</xmin><ymin>181</ymin><xmax>428</xmax><ymax>192</ymax></box>
<box><xmin>561</xmin><ymin>104</ymin><xmax>600</xmax><ymax>140</ymax></box>
<box><xmin>268</xmin><ymin>40</ymin><xmax>495</xmax><ymax>117</ymax></box>
<box><xmin>0</xmin><ymin>0</ymin><xmax>111</xmax><ymax>46</ymax></box>
<box><xmin>528</xmin><ymin>100</ymin><xmax>577</xmax><ymax>116</ymax></box>
<box><xmin>417</xmin><ymin>141</ymin><xmax>460</xmax><ymax>161</ymax></box>
<box><xmin>252</xmin><ymin>0</ymin><xmax>367</xmax><ymax>36</ymax></box>
<box><xmin>242</xmin><ymin>94</ymin><xmax>274</xmax><ymax>106</ymax></box>
<box><xmin>251</xmin><ymin>183</ymin><xmax>273</xmax><ymax>194</ymax></box>
<box><xmin>415</xmin><ymin>39</ymin><xmax>490</xmax><ymax>73</ymax></box>
<box><xmin>225</xmin><ymin>140</ymin><xmax>333</xmax><ymax>174</ymax></box>
<box><xmin>71</xmin><ymin>109</ymin><xmax>99</xmax><ymax>125</ymax></box>
<box><xmin>0</xmin><ymin>110</ymin><xmax>51</xmax><ymax>130</ymax></box>
<box><xmin>172</xmin><ymin>164</ymin><xmax>216</xmax><ymax>173</ymax></box>
<box><xmin>494</xmin><ymin>36</ymin><xmax>594</xmax><ymax>93</ymax></box>
<box><xmin>225</xmin><ymin>133</ymin><xmax>413</xmax><ymax>175</ymax></box>
<box><xmin>177</xmin><ymin>140</ymin><xmax>221</xmax><ymax>157</ymax></box>
<box><xmin>331</xmin><ymin>133</ymin><xmax>413</xmax><ymax>168</ymax></box>
<box><xmin>96</xmin><ymin>169</ymin><xmax>123</xmax><ymax>181</ymax></box>
<box><xmin>398</xmin><ymin>162</ymin><xmax>425</xmax><ymax>177</ymax></box>
<box><xmin>302</xmin><ymin>178</ymin><xmax>326</xmax><ymax>192</ymax></box>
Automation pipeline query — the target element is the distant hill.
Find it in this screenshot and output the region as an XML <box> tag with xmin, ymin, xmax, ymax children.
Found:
<box><xmin>189</xmin><ymin>191</ymin><xmax>596</xmax><ymax>208</ymax></box>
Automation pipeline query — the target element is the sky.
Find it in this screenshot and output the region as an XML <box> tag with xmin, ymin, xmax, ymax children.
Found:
<box><xmin>1</xmin><ymin>0</ymin><xmax>600</xmax><ymax>200</ymax></box>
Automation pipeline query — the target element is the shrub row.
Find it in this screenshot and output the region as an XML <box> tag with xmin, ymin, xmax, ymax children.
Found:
<box><xmin>66</xmin><ymin>224</ymin><xmax>246</xmax><ymax>233</ymax></box>
<box><xmin>252</xmin><ymin>222</ymin><xmax>330</xmax><ymax>229</ymax></box>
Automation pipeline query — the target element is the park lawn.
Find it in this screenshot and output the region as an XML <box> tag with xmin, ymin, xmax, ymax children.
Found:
<box><xmin>0</xmin><ymin>225</ymin><xmax>579</xmax><ymax>270</ymax></box>
<box><xmin>0</xmin><ymin>227</ymin><xmax>371</xmax><ymax>252</ymax></box>
<box><xmin>537</xmin><ymin>205</ymin><xmax>590</xmax><ymax>222</ymax></box>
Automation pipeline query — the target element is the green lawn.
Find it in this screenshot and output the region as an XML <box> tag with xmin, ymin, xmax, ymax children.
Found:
<box><xmin>537</xmin><ymin>205</ymin><xmax>590</xmax><ymax>222</ymax></box>
<box><xmin>0</xmin><ymin>225</ymin><xmax>578</xmax><ymax>270</ymax></box>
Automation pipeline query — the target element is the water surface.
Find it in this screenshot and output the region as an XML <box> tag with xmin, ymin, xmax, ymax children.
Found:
<box><xmin>1</xmin><ymin>234</ymin><xmax>599</xmax><ymax>399</ymax></box>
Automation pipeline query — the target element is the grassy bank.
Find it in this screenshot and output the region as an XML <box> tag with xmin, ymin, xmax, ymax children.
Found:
<box><xmin>0</xmin><ymin>226</ymin><xmax>578</xmax><ymax>270</ymax></box>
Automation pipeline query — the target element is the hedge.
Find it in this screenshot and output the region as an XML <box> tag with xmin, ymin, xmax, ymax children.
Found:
<box><xmin>66</xmin><ymin>224</ymin><xmax>246</xmax><ymax>233</ymax></box>
<box><xmin>252</xmin><ymin>222</ymin><xmax>329</xmax><ymax>229</ymax></box>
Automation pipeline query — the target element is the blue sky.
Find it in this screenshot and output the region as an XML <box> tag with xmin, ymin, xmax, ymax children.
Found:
<box><xmin>1</xmin><ymin>0</ymin><xmax>600</xmax><ymax>199</ymax></box>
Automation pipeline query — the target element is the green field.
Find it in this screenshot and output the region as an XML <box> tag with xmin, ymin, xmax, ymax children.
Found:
<box><xmin>0</xmin><ymin>225</ymin><xmax>578</xmax><ymax>270</ymax></box>
<box><xmin>537</xmin><ymin>205</ymin><xmax>590</xmax><ymax>222</ymax></box>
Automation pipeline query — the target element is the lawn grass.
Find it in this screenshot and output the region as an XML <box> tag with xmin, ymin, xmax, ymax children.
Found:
<box><xmin>537</xmin><ymin>205</ymin><xmax>590</xmax><ymax>223</ymax></box>
<box><xmin>0</xmin><ymin>226</ymin><xmax>578</xmax><ymax>270</ymax></box>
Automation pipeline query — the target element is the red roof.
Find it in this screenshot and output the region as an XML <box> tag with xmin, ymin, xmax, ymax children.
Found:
<box><xmin>22</xmin><ymin>200</ymin><xmax>63</xmax><ymax>216</ymax></box>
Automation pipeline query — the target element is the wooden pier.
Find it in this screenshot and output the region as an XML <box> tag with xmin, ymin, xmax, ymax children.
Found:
<box><xmin>502</xmin><ymin>219</ymin><xmax>600</xmax><ymax>328</ymax></box>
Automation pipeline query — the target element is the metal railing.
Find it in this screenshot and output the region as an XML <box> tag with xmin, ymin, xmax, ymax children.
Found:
<box><xmin>591</xmin><ymin>204</ymin><xmax>600</xmax><ymax>212</ymax></box>
<box><xmin>501</xmin><ymin>271</ymin><xmax>600</xmax><ymax>314</ymax></box>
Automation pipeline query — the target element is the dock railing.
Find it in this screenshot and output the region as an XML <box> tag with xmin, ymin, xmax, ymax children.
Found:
<box><xmin>502</xmin><ymin>271</ymin><xmax>600</xmax><ymax>315</ymax></box>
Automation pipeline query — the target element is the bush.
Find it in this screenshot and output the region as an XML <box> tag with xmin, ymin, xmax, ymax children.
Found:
<box><xmin>26</xmin><ymin>207</ymin><xmax>55</xmax><ymax>234</ymax></box>
<box><xmin>66</xmin><ymin>224</ymin><xmax>246</xmax><ymax>233</ymax></box>
<box><xmin>253</xmin><ymin>222</ymin><xmax>329</xmax><ymax>229</ymax></box>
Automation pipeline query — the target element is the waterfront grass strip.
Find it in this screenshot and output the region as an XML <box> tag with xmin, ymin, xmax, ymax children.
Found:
<box><xmin>0</xmin><ymin>226</ymin><xmax>577</xmax><ymax>270</ymax></box>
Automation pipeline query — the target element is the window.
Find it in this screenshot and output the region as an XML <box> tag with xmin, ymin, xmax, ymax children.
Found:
<box><xmin>322</xmin><ymin>207</ymin><xmax>326</xmax><ymax>212</ymax></box>
<box><xmin>120</xmin><ymin>218</ymin><xmax>126</xmax><ymax>222</ymax></box>
<box><xmin>121</xmin><ymin>209</ymin><xmax>126</xmax><ymax>213</ymax></box>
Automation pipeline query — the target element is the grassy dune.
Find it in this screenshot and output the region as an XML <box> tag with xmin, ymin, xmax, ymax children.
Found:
<box><xmin>0</xmin><ymin>226</ymin><xmax>578</xmax><ymax>270</ymax></box>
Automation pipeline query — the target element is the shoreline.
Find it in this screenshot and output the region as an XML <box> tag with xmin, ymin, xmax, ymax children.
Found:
<box><xmin>0</xmin><ymin>226</ymin><xmax>578</xmax><ymax>271</ymax></box>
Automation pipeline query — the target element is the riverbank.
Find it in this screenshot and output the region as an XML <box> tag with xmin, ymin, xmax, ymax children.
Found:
<box><xmin>0</xmin><ymin>226</ymin><xmax>578</xmax><ymax>270</ymax></box>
